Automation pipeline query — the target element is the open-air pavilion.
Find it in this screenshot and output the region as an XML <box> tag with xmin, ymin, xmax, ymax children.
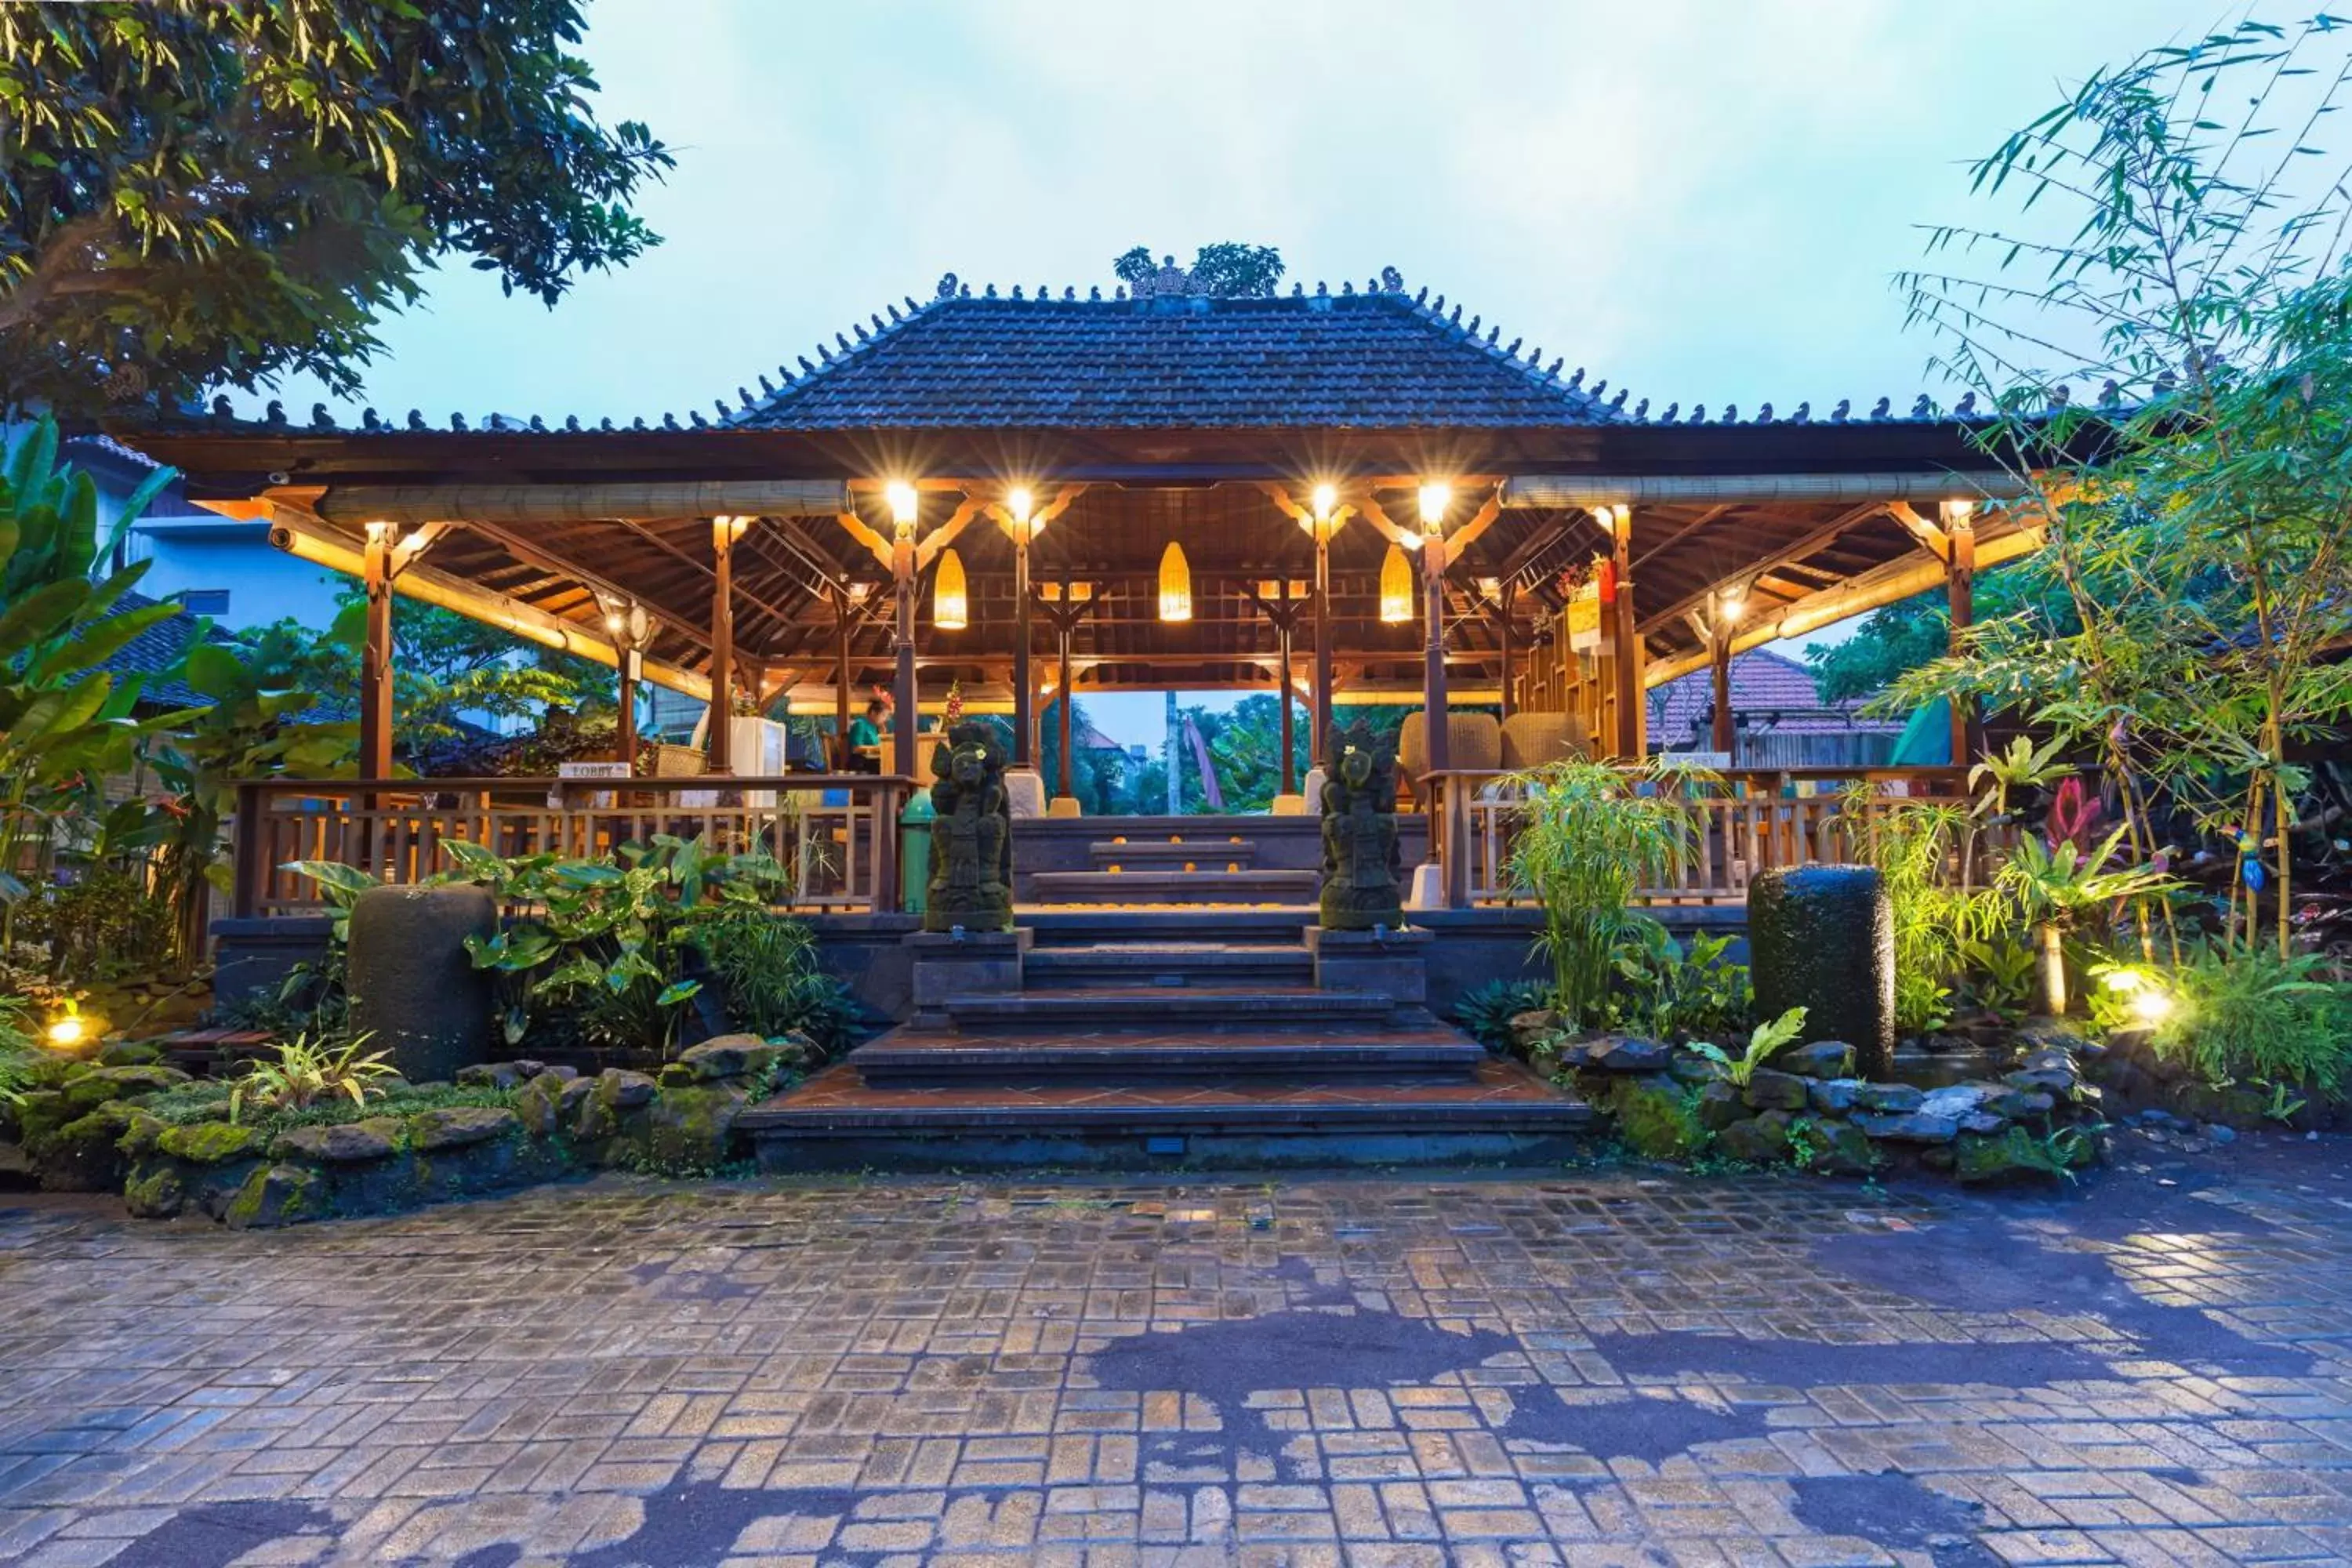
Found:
<box><xmin>121</xmin><ymin>264</ymin><xmax>2057</xmax><ymax>1162</ymax></box>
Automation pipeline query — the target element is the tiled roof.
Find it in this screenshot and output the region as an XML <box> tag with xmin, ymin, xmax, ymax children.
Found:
<box><xmin>100</xmin><ymin>590</ymin><xmax>212</xmax><ymax>710</ymax></box>
<box><xmin>1650</xmin><ymin>648</ymin><xmax>1903</xmax><ymax>742</ymax></box>
<box><xmin>728</xmin><ymin>280</ymin><xmax>1613</xmax><ymax>430</ymax></box>
<box><xmin>125</xmin><ymin>269</ymin><xmax>2103</xmax><ymax>440</ymax></box>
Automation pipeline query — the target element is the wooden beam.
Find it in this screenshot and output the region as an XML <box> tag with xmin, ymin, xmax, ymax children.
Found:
<box><xmin>360</xmin><ymin>523</ymin><xmax>394</xmax><ymax>785</ymax></box>
<box><xmin>913</xmin><ymin>495</ymin><xmax>984</xmax><ymax>572</ymax></box>
<box><xmin>834</xmin><ymin>510</ymin><xmax>893</xmax><ymax>571</ymax></box>
<box><xmin>1442</xmin><ymin>491</ymin><xmax>1505</xmax><ymax>557</ymax></box>
<box><xmin>1635</xmin><ymin>502</ymin><xmax>1887</xmax><ymax>637</ymax></box>
<box><xmin>1887</xmin><ymin>501</ymin><xmax>1951</xmax><ymax>562</ymax></box>
<box><xmin>1611</xmin><ymin>506</ymin><xmax>1639</xmax><ymax>759</ymax></box>
<box><xmin>463</xmin><ymin>518</ymin><xmax>716</xmax><ymax>656</ymax></box>
<box><xmin>1631</xmin><ymin>504</ymin><xmax>1732</xmax><ymax>569</ymax></box>
<box><xmin>709</xmin><ymin>517</ymin><xmax>740</xmax><ymax>773</ymax></box>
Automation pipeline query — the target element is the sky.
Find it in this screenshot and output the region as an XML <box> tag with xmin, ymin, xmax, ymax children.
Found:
<box><xmin>270</xmin><ymin>0</ymin><xmax>2233</xmax><ymax>748</ymax></box>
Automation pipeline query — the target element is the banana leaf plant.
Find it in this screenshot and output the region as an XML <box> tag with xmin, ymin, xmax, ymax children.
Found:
<box><xmin>437</xmin><ymin>835</ymin><xmax>789</xmax><ymax>1054</ymax></box>
<box><xmin>1995</xmin><ymin>826</ymin><xmax>2180</xmax><ymax>1016</ymax></box>
<box><xmin>0</xmin><ymin>417</ymin><xmax>183</xmax><ymax>928</ymax></box>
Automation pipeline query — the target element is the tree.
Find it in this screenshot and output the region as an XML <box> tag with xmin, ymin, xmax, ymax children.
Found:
<box><xmin>246</xmin><ymin>590</ymin><xmax>616</xmax><ymax>762</ymax></box>
<box><xmin>1112</xmin><ymin>243</ymin><xmax>1286</xmax><ymax>297</ymax></box>
<box><xmin>0</xmin><ymin>2</ymin><xmax>671</xmax><ymax>414</ymax></box>
<box><xmin>1806</xmin><ymin>564</ymin><xmax>2071</xmax><ymax>703</ymax></box>
<box><xmin>1892</xmin><ymin>13</ymin><xmax>2352</xmax><ymax>958</ymax></box>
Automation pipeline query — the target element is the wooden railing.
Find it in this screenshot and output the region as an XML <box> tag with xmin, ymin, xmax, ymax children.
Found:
<box><xmin>229</xmin><ymin>775</ymin><xmax>914</xmax><ymax>918</ymax></box>
<box><xmin>1420</xmin><ymin>766</ymin><xmax>2005</xmax><ymax>909</ymax></box>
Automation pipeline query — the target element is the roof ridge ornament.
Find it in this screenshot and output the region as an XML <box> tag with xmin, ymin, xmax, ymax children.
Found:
<box><xmin>936</xmin><ymin>272</ymin><xmax>958</xmax><ymax>299</ymax></box>
<box><xmin>1381</xmin><ymin>265</ymin><xmax>1403</xmax><ymax>292</ymax></box>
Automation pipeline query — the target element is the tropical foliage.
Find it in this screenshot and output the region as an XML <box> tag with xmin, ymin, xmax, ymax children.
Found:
<box><xmin>0</xmin><ymin>417</ymin><xmax>182</xmax><ymax>932</ymax></box>
<box><xmin>227</xmin><ymin>1033</ymin><xmax>397</xmax><ymax>1124</ymax></box>
<box><xmin>0</xmin><ymin>1</ymin><xmax>670</xmax><ymax>413</ymax></box>
<box><xmin>1889</xmin><ymin>13</ymin><xmax>2352</xmax><ymax>964</ymax></box>
<box><xmin>1684</xmin><ymin>1006</ymin><xmax>1809</xmax><ymax>1089</ymax></box>
<box><xmin>1505</xmin><ymin>757</ymin><xmax>1713</xmax><ymax>1031</ymax></box>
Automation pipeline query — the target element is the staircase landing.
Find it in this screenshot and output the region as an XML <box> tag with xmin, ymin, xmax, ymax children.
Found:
<box><xmin>742</xmin><ymin>913</ymin><xmax>1592</xmax><ymax>1171</ymax></box>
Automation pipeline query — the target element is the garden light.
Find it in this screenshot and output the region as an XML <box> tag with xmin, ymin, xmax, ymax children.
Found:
<box><xmin>884</xmin><ymin>480</ymin><xmax>919</xmax><ymax>531</ymax></box>
<box><xmin>1312</xmin><ymin>481</ymin><xmax>1338</xmax><ymax>523</ymax></box>
<box><xmin>2131</xmin><ymin>985</ymin><xmax>2176</xmax><ymax>1024</ymax></box>
<box><xmin>45</xmin><ymin>1010</ymin><xmax>90</xmax><ymax>1051</ymax></box>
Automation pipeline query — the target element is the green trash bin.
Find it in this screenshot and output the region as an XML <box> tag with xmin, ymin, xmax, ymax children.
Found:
<box><xmin>898</xmin><ymin>786</ymin><xmax>934</xmax><ymax>914</ymax></box>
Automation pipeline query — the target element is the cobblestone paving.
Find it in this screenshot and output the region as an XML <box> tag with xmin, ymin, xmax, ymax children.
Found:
<box><xmin>3</xmin><ymin>1136</ymin><xmax>2351</xmax><ymax>1566</ymax></box>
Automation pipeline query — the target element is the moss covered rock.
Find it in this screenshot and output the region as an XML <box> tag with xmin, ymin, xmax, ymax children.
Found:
<box><xmin>60</xmin><ymin>1064</ymin><xmax>191</xmax><ymax>1117</ymax></box>
<box><xmin>1599</xmin><ymin>1075</ymin><xmax>1705</xmax><ymax>1160</ymax></box>
<box><xmin>675</xmin><ymin>1034</ymin><xmax>782</xmax><ymax>1083</ymax></box>
<box><xmin>158</xmin><ymin>1122</ymin><xmax>264</xmax><ymax>1165</ymax></box>
<box><xmin>270</xmin><ymin>1117</ymin><xmax>403</xmax><ymax>1164</ymax></box>
<box><xmin>406</xmin><ymin>1105</ymin><xmax>519</xmax><ymax>1152</ymax></box>
<box><xmin>223</xmin><ymin>1163</ymin><xmax>332</xmax><ymax>1229</ymax></box>
<box><xmin>123</xmin><ymin>1159</ymin><xmax>187</xmax><ymax>1219</ymax></box>
<box><xmin>36</xmin><ymin>1102</ymin><xmax>147</xmax><ymax>1191</ymax></box>
<box><xmin>644</xmin><ymin>1083</ymin><xmax>750</xmax><ymax>1172</ymax></box>
<box><xmin>1955</xmin><ymin>1124</ymin><xmax>2095</xmax><ymax>1185</ymax></box>
<box><xmin>1718</xmin><ymin>1110</ymin><xmax>1793</xmax><ymax>1163</ymax></box>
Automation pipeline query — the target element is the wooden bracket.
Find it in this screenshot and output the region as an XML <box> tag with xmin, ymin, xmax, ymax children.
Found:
<box><xmin>913</xmin><ymin>495</ymin><xmax>983</xmax><ymax>572</ymax></box>
<box><xmin>833</xmin><ymin>510</ymin><xmax>893</xmax><ymax>570</ymax></box>
<box><xmin>1887</xmin><ymin>501</ymin><xmax>1951</xmax><ymax>563</ymax></box>
<box><xmin>387</xmin><ymin>521</ymin><xmax>452</xmax><ymax>579</ymax></box>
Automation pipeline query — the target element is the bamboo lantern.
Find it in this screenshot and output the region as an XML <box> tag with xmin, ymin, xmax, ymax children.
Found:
<box><xmin>1379</xmin><ymin>543</ymin><xmax>1414</xmax><ymax>623</ymax></box>
<box><xmin>1158</xmin><ymin>541</ymin><xmax>1192</xmax><ymax>622</ymax></box>
<box><xmin>933</xmin><ymin>547</ymin><xmax>968</xmax><ymax>630</ymax></box>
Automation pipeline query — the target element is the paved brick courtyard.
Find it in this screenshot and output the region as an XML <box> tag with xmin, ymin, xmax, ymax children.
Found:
<box><xmin>3</xmin><ymin>1135</ymin><xmax>2351</xmax><ymax>1566</ymax></box>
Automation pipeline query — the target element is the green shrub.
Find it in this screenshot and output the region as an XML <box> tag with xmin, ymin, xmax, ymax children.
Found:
<box><xmin>2153</xmin><ymin>944</ymin><xmax>2352</xmax><ymax>1098</ymax></box>
<box><xmin>1451</xmin><ymin>978</ymin><xmax>1555</xmax><ymax>1051</ymax></box>
<box><xmin>1606</xmin><ymin>924</ymin><xmax>1752</xmax><ymax>1041</ymax></box>
<box><xmin>1505</xmin><ymin>757</ymin><xmax>1714</xmax><ymax>1032</ymax></box>
<box><xmin>692</xmin><ymin>906</ymin><xmax>863</xmax><ymax>1057</ymax></box>
<box><xmin>1684</xmin><ymin>1007</ymin><xmax>1808</xmax><ymax>1088</ymax></box>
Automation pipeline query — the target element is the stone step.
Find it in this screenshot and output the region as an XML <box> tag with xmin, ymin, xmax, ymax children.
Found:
<box><xmin>938</xmin><ymin>985</ymin><xmax>1397</xmax><ymax>1033</ymax></box>
<box><xmin>1028</xmin><ymin>868</ymin><xmax>1319</xmax><ymax>906</ymax></box>
<box><xmin>1022</xmin><ymin>942</ymin><xmax>1312</xmax><ymax>989</ymax></box>
<box><xmin>850</xmin><ymin>1024</ymin><xmax>1484</xmax><ymax>1086</ymax></box>
<box><xmin>1018</xmin><ymin>909</ymin><xmax>1312</xmax><ymax>946</ymax></box>
<box><xmin>741</xmin><ymin>1058</ymin><xmax>1596</xmax><ymax>1172</ymax></box>
<box><xmin>1086</xmin><ymin>837</ymin><xmax>1259</xmax><ymax>870</ymax></box>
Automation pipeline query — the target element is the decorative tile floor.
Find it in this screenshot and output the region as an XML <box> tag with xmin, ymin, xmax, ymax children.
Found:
<box><xmin>3</xmin><ymin>1130</ymin><xmax>2351</xmax><ymax>1565</ymax></box>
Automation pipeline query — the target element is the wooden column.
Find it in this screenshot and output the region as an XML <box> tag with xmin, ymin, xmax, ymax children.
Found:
<box><xmin>707</xmin><ymin>517</ymin><xmax>739</xmax><ymax>774</ymax></box>
<box><xmin>1012</xmin><ymin>532</ymin><xmax>1034</xmax><ymax>768</ymax></box>
<box><xmin>1421</xmin><ymin>533</ymin><xmax>1451</xmax><ymax>775</ymax></box>
<box><xmin>616</xmin><ymin>646</ymin><xmax>641</xmax><ymax>765</ymax></box>
<box><xmin>359</xmin><ymin>522</ymin><xmax>395</xmax><ymax>784</ymax></box>
<box><xmin>1497</xmin><ymin>584</ymin><xmax>1516</xmax><ymax>721</ymax></box>
<box><xmin>1610</xmin><ymin>506</ymin><xmax>1640</xmax><ymax>760</ymax></box>
<box><xmin>1709</xmin><ymin>617</ymin><xmax>1735</xmax><ymax>757</ymax></box>
<box><xmin>833</xmin><ymin>588</ymin><xmax>855</xmax><ymax>768</ymax></box>
<box><xmin>891</xmin><ymin>521</ymin><xmax>918</xmax><ymax>780</ymax></box>
<box><xmin>1057</xmin><ymin>619</ymin><xmax>1075</xmax><ymax>800</ymax></box>
<box><xmin>1312</xmin><ymin>526</ymin><xmax>1334</xmax><ymax>763</ymax></box>
<box><xmin>1947</xmin><ymin>511</ymin><xmax>1978</xmax><ymax>768</ymax></box>
<box><xmin>1276</xmin><ymin>581</ymin><xmax>1298</xmax><ymax>796</ymax></box>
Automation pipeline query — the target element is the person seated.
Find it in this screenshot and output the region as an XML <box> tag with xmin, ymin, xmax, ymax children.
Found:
<box><xmin>846</xmin><ymin>699</ymin><xmax>887</xmax><ymax>771</ymax></box>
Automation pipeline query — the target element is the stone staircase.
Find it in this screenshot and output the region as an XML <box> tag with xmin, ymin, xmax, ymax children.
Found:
<box><xmin>1026</xmin><ymin>830</ymin><xmax>1319</xmax><ymax>906</ymax></box>
<box><xmin>741</xmin><ymin>914</ymin><xmax>1593</xmax><ymax>1171</ymax></box>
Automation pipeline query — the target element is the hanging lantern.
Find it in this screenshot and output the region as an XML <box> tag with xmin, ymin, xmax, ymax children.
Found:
<box><xmin>1158</xmin><ymin>540</ymin><xmax>1192</xmax><ymax>622</ymax></box>
<box><xmin>933</xmin><ymin>547</ymin><xmax>968</xmax><ymax>630</ymax></box>
<box><xmin>1379</xmin><ymin>543</ymin><xmax>1414</xmax><ymax>623</ymax></box>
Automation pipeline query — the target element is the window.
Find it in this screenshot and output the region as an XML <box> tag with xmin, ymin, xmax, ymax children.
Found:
<box><xmin>180</xmin><ymin>589</ymin><xmax>230</xmax><ymax>617</ymax></box>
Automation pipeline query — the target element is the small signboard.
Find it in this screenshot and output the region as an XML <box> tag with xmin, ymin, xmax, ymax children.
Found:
<box><xmin>554</xmin><ymin>760</ymin><xmax>631</xmax><ymax>808</ymax></box>
<box><xmin>1566</xmin><ymin>582</ymin><xmax>1602</xmax><ymax>652</ymax></box>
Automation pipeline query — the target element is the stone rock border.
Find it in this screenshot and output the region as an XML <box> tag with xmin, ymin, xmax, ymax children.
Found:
<box><xmin>1510</xmin><ymin>1015</ymin><xmax>2106</xmax><ymax>1184</ymax></box>
<box><xmin>5</xmin><ymin>1034</ymin><xmax>808</xmax><ymax>1229</ymax></box>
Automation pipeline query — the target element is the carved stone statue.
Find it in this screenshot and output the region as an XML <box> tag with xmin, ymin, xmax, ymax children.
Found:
<box><xmin>1318</xmin><ymin>721</ymin><xmax>1403</xmax><ymax>930</ymax></box>
<box><xmin>925</xmin><ymin>721</ymin><xmax>1014</xmax><ymax>932</ymax></box>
